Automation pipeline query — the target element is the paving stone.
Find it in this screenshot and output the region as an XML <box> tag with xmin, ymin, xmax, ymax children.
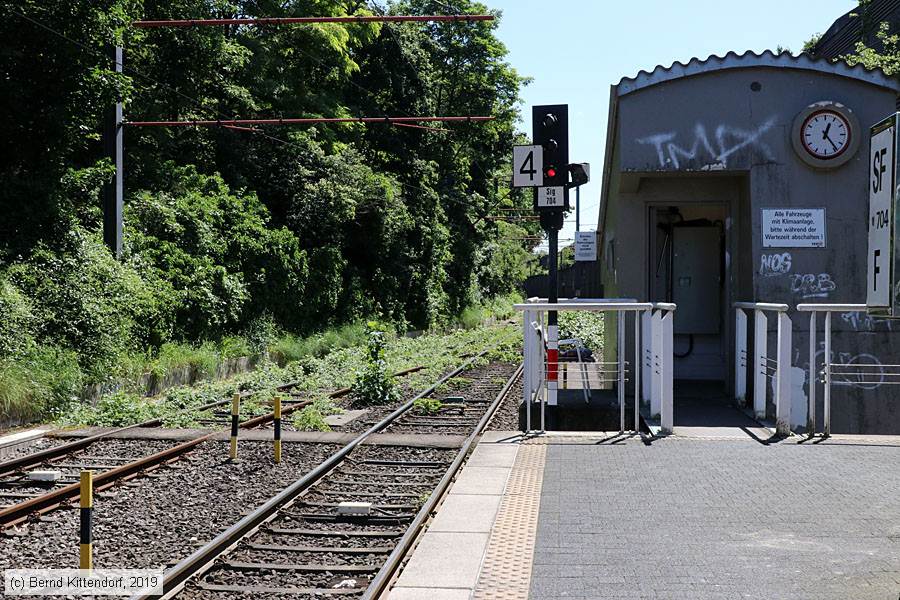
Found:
<box><xmin>429</xmin><ymin>493</ymin><xmax>502</xmax><ymax>533</ymax></box>
<box><xmin>465</xmin><ymin>443</ymin><xmax>519</xmax><ymax>467</ymax></box>
<box><xmin>529</xmin><ymin>437</ymin><xmax>900</xmax><ymax>600</ymax></box>
<box><xmin>392</xmin><ymin>531</ymin><xmax>489</xmax><ymax>589</ymax></box>
<box><xmin>450</xmin><ymin>466</ymin><xmax>510</xmax><ymax>495</ymax></box>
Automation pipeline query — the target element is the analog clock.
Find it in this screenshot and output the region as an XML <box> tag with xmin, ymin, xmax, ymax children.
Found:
<box><xmin>801</xmin><ymin>110</ymin><xmax>850</xmax><ymax>159</ymax></box>
<box><xmin>791</xmin><ymin>101</ymin><xmax>860</xmax><ymax>169</ymax></box>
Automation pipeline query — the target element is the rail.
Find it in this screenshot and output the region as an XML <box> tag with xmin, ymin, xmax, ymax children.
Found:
<box><xmin>733</xmin><ymin>302</ymin><xmax>791</xmax><ymax>435</ymax></box>
<box><xmin>136</xmin><ymin>336</ymin><xmax>515</xmax><ymax>599</ymax></box>
<box><xmin>516</xmin><ymin>300</ymin><xmax>676</xmax><ymax>435</ymax></box>
<box><xmin>796</xmin><ymin>303</ymin><xmax>874</xmax><ymax>437</ymax></box>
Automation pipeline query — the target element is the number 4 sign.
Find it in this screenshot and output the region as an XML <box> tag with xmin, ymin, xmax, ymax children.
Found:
<box><xmin>512</xmin><ymin>145</ymin><xmax>543</xmax><ymax>187</ymax></box>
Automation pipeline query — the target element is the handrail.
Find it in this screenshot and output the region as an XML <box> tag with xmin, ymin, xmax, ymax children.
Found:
<box><xmin>796</xmin><ymin>303</ymin><xmax>866</xmax><ymax>437</ymax></box>
<box><xmin>733</xmin><ymin>301</ymin><xmax>789</xmax><ymax>312</ymax></box>
<box><xmin>796</xmin><ymin>303</ymin><xmax>866</xmax><ymax>312</ymax></box>
<box><xmin>515</xmin><ymin>302</ymin><xmax>653</xmax><ymax>311</ymax></box>
<box><xmin>518</xmin><ymin>300</ymin><xmax>676</xmax><ymax>435</ymax></box>
<box><xmin>733</xmin><ymin>302</ymin><xmax>792</xmax><ymax>435</ymax></box>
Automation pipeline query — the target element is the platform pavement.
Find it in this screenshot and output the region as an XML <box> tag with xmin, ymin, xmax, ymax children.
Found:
<box><xmin>385</xmin><ymin>428</ymin><xmax>900</xmax><ymax>600</ymax></box>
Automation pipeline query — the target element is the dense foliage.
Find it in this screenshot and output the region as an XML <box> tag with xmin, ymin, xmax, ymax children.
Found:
<box><xmin>0</xmin><ymin>0</ymin><xmax>539</xmax><ymax>417</ymax></box>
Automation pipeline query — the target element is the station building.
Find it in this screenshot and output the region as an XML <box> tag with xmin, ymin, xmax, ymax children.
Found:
<box><xmin>596</xmin><ymin>50</ymin><xmax>900</xmax><ymax>434</ymax></box>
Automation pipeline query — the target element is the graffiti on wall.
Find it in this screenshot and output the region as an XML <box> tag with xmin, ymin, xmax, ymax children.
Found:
<box><xmin>759</xmin><ymin>253</ymin><xmax>792</xmax><ymax>277</ymax></box>
<box><xmin>841</xmin><ymin>311</ymin><xmax>894</xmax><ymax>333</ymax></box>
<box><xmin>636</xmin><ymin>117</ymin><xmax>777</xmax><ymax>169</ymax></box>
<box><xmin>796</xmin><ymin>342</ymin><xmax>885</xmax><ymax>390</ymax></box>
<box><xmin>790</xmin><ymin>273</ymin><xmax>837</xmax><ymax>299</ymax></box>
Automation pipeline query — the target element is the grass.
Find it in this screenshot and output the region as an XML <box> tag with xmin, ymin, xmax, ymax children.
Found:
<box><xmin>269</xmin><ymin>322</ymin><xmax>368</xmax><ymax>366</ymax></box>
<box><xmin>292</xmin><ymin>396</ymin><xmax>343</xmax><ymax>432</ymax></box>
<box><xmin>50</xmin><ymin>319</ymin><xmax>521</xmax><ymax>429</ymax></box>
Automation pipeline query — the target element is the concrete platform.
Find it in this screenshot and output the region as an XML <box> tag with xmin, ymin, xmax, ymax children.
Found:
<box><xmin>0</xmin><ymin>427</ymin><xmax>53</xmax><ymax>458</ymax></box>
<box><xmin>52</xmin><ymin>426</ymin><xmax>466</xmax><ymax>448</ymax></box>
<box><xmin>386</xmin><ymin>429</ymin><xmax>900</xmax><ymax>600</ymax></box>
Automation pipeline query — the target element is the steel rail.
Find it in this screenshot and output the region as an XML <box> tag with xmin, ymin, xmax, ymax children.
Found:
<box><xmin>0</xmin><ymin>366</ymin><xmax>425</xmax><ymax>527</ymax></box>
<box><xmin>0</xmin><ymin>366</ymin><xmax>424</xmax><ymax>478</ymax></box>
<box><xmin>0</xmin><ymin>380</ymin><xmax>297</xmax><ymax>479</ymax></box>
<box><xmin>361</xmin><ymin>362</ymin><xmax>523</xmax><ymax>599</ymax></box>
<box><xmin>140</xmin><ymin>337</ymin><xmax>513</xmax><ymax>599</ymax></box>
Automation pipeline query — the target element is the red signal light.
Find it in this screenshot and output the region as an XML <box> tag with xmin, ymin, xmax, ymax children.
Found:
<box><xmin>546</xmin><ymin>166</ymin><xmax>557</xmax><ymax>178</ymax></box>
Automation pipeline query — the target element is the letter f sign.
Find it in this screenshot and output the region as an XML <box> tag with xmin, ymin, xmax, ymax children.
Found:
<box><xmin>874</xmin><ymin>249</ymin><xmax>881</xmax><ymax>290</ymax></box>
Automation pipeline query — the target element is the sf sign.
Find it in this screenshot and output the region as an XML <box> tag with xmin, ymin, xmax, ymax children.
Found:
<box><xmin>867</xmin><ymin>114</ymin><xmax>897</xmax><ymax>314</ymax></box>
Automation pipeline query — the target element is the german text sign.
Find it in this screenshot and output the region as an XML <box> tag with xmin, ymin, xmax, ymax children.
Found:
<box><xmin>574</xmin><ymin>231</ymin><xmax>597</xmax><ymax>261</ymax></box>
<box><xmin>761</xmin><ymin>208</ymin><xmax>826</xmax><ymax>248</ymax></box>
<box><xmin>867</xmin><ymin>117</ymin><xmax>895</xmax><ymax>309</ymax></box>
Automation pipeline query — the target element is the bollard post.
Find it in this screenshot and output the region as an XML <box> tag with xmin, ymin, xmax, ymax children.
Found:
<box><xmin>229</xmin><ymin>393</ymin><xmax>240</xmax><ymax>461</ymax></box>
<box><xmin>79</xmin><ymin>470</ymin><xmax>93</xmax><ymax>570</ymax></box>
<box><xmin>273</xmin><ymin>395</ymin><xmax>282</xmax><ymax>464</ymax></box>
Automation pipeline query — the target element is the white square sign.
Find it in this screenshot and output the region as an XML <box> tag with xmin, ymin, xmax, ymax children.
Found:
<box><xmin>512</xmin><ymin>145</ymin><xmax>543</xmax><ymax>188</ymax></box>
<box><xmin>867</xmin><ymin>118</ymin><xmax>895</xmax><ymax>309</ymax></box>
<box><xmin>537</xmin><ymin>186</ymin><xmax>564</xmax><ymax>208</ymax></box>
<box><xmin>574</xmin><ymin>231</ymin><xmax>597</xmax><ymax>261</ymax></box>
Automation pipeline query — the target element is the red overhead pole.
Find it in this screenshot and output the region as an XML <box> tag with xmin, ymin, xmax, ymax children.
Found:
<box><xmin>133</xmin><ymin>15</ymin><xmax>493</xmax><ymax>28</ymax></box>
<box><xmin>125</xmin><ymin>116</ymin><xmax>493</xmax><ymax>127</ymax></box>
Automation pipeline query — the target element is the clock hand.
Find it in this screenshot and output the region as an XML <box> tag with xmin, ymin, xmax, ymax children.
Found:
<box><xmin>822</xmin><ymin>122</ymin><xmax>832</xmax><ymax>139</ymax></box>
<box><xmin>824</xmin><ymin>132</ymin><xmax>839</xmax><ymax>152</ymax></box>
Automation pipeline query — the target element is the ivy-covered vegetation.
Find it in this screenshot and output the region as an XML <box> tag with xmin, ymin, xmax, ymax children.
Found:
<box><xmin>0</xmin><ymin>1</ymin><xmax>539</xmax><ymax>421</ymax></box>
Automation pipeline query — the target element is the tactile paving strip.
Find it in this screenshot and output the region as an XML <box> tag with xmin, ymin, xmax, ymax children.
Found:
<box><xmin>472</xmin><ymin>444</ymin><xmax>547</xmax><ymax>600</ymax></box>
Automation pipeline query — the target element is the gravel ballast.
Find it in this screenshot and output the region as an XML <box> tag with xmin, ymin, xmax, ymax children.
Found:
<box><xmin>0</xmin><ymin>440</ymin><xmax>339</xmax><ymax>578</ymax></box>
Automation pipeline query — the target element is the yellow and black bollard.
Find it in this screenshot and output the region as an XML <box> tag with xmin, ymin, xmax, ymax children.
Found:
<box><xmin>229</xmin><ymin>393</ymin><xmax>240</xmax><ymax>461</ymax></box>
<box><xmin>273</xmin><ymin>395</ymin><xmax>282</xmax><ymax>464</ymax></box>
<box><xmin>79</xmin><ymin>470</ymin><xmax>93</xmax><ymax>570</ymax></box>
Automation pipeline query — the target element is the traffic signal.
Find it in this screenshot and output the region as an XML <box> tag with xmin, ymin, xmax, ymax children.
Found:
<box><xmin>532</xmin><ymin>104</ymin><xmax>569</xmax><ymax>210</ymax></box>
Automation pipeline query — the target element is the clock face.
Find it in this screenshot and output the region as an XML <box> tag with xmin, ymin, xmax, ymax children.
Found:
<box><xmin>801</xmin><ymin>110</ymin><xmax>851</xmax><ymax>159</ymax></box>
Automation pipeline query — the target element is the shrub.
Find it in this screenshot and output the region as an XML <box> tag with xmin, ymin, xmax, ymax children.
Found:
<box><xmin>559</xmin><ymin>311</ymin><xmax>605</xmax><ymax>354</ymax></box>
<box><xmin>292</xmin><ymin>397</ymin><xmax>342</xmax><ymax>432</ymax></box>
<box><xmin>412</xmin><ymin>397</ymin><xmax>443</xmax><ymax>415</ymax></box>
<box><xmin>0</xmin><ymin>277</ymin><xmax>37</xmax><ymax>359</ymax></box>
<box><xmin>350</xmin><ymin>322</ymin><xmax>399</xmax><ymax>405</ymax></box>
<box><xmin>6</xmin><ymin>228</ymin><xmax>165</xmax><ymax>381</ymax></box>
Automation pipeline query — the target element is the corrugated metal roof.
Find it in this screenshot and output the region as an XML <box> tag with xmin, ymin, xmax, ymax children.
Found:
<box><xmin>616</xmin><ymin>49</ymin><xmax>900</xmax><ymax>96</ymax></box>
<box><xmin>810</xmin><ymin>0</ymin><xmax>900</xmax><ymax>61</ymax></box>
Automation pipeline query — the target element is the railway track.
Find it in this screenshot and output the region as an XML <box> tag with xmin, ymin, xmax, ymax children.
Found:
<box><xmin>136</xmin><ymin>355</ymin><xmax>521</xmax><ymax>599</ymax></box>
<box><xmin>0</xmin><ymin>367</ymin><xmax>425</xmax><ymax>529</ymax></box>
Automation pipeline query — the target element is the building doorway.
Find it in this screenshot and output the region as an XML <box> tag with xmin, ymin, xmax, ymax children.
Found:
<box><xmin>649</xmin><ymin>203</ymin><xmax>728</xmax><ymax>382</ymax></box>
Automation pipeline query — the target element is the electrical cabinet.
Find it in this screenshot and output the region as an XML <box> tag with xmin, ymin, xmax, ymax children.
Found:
<box><xmin>672</xmin><ymin>226</ymin><xmax>721</xmax><ymax>335</ymax></box>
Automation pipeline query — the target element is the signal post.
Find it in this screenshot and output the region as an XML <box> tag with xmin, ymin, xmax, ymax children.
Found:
<box><xmin>513</xmin><ymin>104</ymin><xmax>577</xmax><ymax>429</ymax></box>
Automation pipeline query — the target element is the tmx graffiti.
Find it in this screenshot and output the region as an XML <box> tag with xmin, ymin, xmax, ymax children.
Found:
<box><xmin>637</xmin><ymin>117</ymin><xmax>776</xmax><ymax>169</ymax></box>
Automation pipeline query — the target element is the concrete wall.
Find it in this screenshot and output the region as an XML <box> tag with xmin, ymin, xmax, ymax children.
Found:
<box><xmin>601</xmin><ymin>65</ymin><xmax>900</xmax><ymax>434</ymax></box>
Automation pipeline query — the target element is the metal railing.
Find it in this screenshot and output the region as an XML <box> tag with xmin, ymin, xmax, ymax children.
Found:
<box><xmin>517</xmin><ymin>300</ymin><xmax>676</xmax><ymax>435</ymax></box>
<box><xmin>641</xmin><ymin>303</ymin><xmax>676</xmax><ymax>434</ymax></box>
<box><xmin>794</xmin><ymin>303</ymin><xmax>892</xmax><ymax>437</ymax></box>
<box><xmin>734</xmin><ymin>302</ymin><xmax>792</xmax><ymax>436</ymax></box>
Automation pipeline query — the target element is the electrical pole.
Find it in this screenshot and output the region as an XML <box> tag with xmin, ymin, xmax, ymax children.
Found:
<box><xmin>102</xmin><ymin>45</ymin><xmax>124</xmax><ymax>258</ymax></box>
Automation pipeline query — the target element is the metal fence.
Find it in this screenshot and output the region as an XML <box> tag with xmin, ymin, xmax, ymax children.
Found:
<box><xmin>518</xmin><ymin>299</ymin><xmax>676</xmax><ymax>435</ymax></box>
<box><xmin>733</xmin><ymin>302</ymin><xmax>792</xmax><ymax>436</ymax></box>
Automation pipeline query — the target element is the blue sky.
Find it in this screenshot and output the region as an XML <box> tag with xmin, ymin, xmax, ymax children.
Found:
<box><xmin>490</xmin><ymin>0</ymin><xmax>857</xmax><ymax>247</ymax></box>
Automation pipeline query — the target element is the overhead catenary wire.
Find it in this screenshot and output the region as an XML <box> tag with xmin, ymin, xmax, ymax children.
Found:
<box><xmin>9</xmin><ymin>8</ymin><xmax>498</xmax><ymax>216</ymax></box>
<box><xmin>132</xmin><ymin>15</ymin><xmax>493</xmax><ymax>27</ymax></box>
<box><xmin>16</xmin><ymin>4</ymin><xmax>538</xmax><ymax>237</ymax></box>
<box><xmin>126</xmin><ymin>116</ymin><xmax>493</xmax><ymax>127</ymax></box>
